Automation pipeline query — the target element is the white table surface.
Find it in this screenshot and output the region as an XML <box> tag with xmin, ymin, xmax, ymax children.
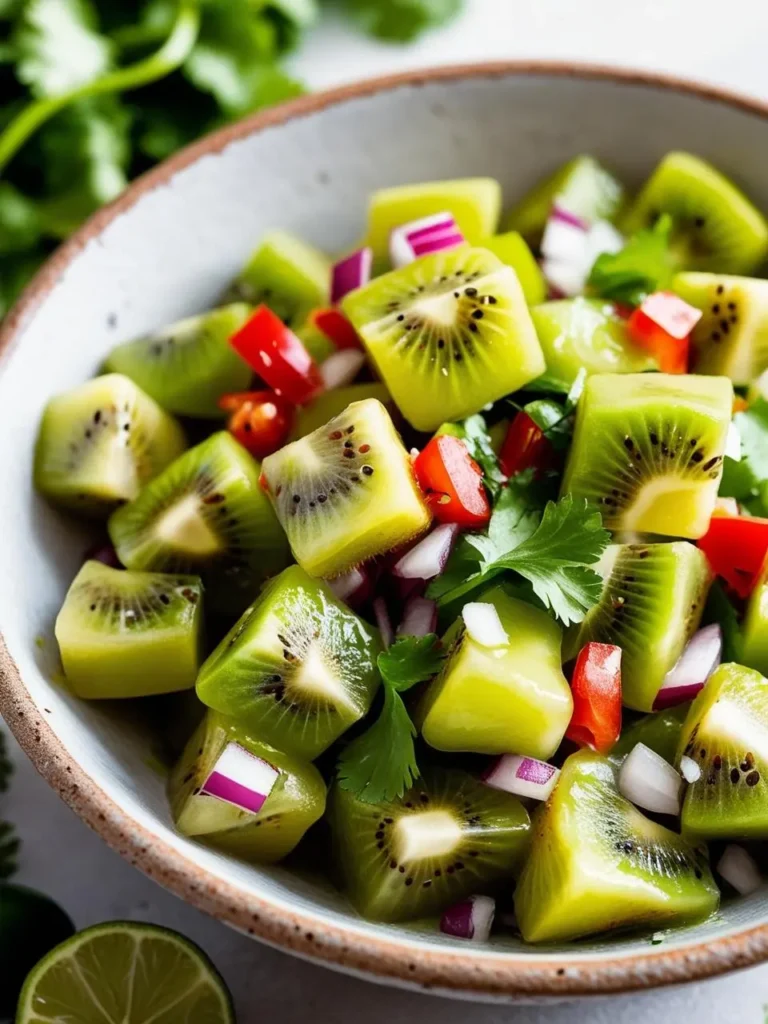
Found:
<box><xmin>6</xmin><ymin>1</ymin><xmax>768</xmax><ymax>1020</ymax></box>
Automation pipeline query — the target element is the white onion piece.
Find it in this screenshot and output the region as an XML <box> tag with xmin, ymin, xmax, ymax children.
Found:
<box><xmin>331</xmin><ymin>247</ymin><xmax>373</xmax><ymax>304</ymax></box>
<box><xmin>618</xmin><ymin>742</ymin><xmax>682</xmax><ymax>816</ymax></box>
<box><xmin>397</xmin><ymin>596</ymin><xmax>437</xmax><ymax>638</ymax></box>
<box><xmin>551</xmin><ymin>203</ymin><xmax>589</xmax><ymax>230</ymax></box>
<box><xmin>201</xmin><ymin>742</ymin><xmax>279</xmax><ymax>814</ymax></box>
<box><xmin>540</xmin><ymin>257</ymin><xmax>589</xmax><ymax>298</ymax></box>
<box><xmin>327</xmin><ymin>566</ymin><xmax>368</xmax><ymax>606</ymax></box>
<box><xmin>541</xmin><ymin>216</ymin><xmax>590</xmax><ymax>264</ymax></box>
<box><xmin>389</xmin><ymin>212</ymin><xmax>465</xmax><ymax>268</ymax></box>
<box><xmin>392</xmin><ymin>523</ymin><xmax>459</xmax><ymax>580</ymax></box>
<box><xmin>680</xmin><ymin>755</ymin><xmax>701</xmax><ymax>784</ymax></box>
<box><xmin>440</xmin><ymin>895</ymin><xmax>495</xmax><ymax>942</ymax></box>
<box><xmin>653</xmin><ymin>624</ymin><xmax>722</xmax><ymax>710</ymax></box>
<box><xmin>585</xmin><ymin>219</ymin><xmax>624</xmax><ymax>260</ymax></box>
<box><xmin>463</xmin><ymin>602</ymin><xmax>509</xmax><ymax>648</ymax></box>
<box><xmin>319</xmin><ymin>349</ymin><xmax>366</xmax><ymax>390</ymax></box>
<box><xmin>717</xmin><ymin>844</ymin><xmax>763</xmax><ymax>895</ymax></box>
<box><xmin>483</xmin><ymin>754</ymin><xmax>560</xmax><ymax>801</ymax></box>
<box><xmin>725</xmin><ymin>420</ymin><xmax>742</xmax><ymax>462</ymax></box>
<box><xmin>372</xmin><ymin>596</ymin><xmax>394</xmax><ymax>648</ymax></box>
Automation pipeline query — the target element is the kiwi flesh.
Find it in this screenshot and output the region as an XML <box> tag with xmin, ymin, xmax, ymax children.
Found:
<box><xmin>341</xmin><ymin>247</ymin><xmax>545</xmax><ymax>432</ymax></box>
<box><xmin>531</xmin><ymin>298</ymin><xmax>658</xmax><ymax>390</ymax></box>
<box><xmin>514</xmin><ymin>750</ymin><xmax>719</xmax><ymax>943</ymax></box>
<box><xmin>223</xmin><ymin>230</ymin><xmax>330</xmax><ymax>326</ymax></box>
<box><xmin>505</xmin><ymin>155</ymin><xmax>624</xmax><ymax>245</ymax></box>
<box><xmin>742</xmin><ymin>578</ymin><xmax>768</xmax><ymax>676</ymax></box>
<box><xmin>672</xmin><ymin>273</ymin><xmax>768</xmax><ymax>385</ymax></box>
<box><xmin>109</xmin><ymin>431</ymin><xmax>289</xmax><ymax>615</ymax></box>
<box><xmin>34</xmin><ymin>374</ymin><xmax>186</xmax><ymax>518</ymax></box>
<box><xmin>481</xmin><ymin>231</ymin><xmax>546</xmax><ymax>305</ymax></box>
<box><xmin>561</xmin><ymin>372</ymin><xmax>733</xmax><ymax>539</ymax></box>
<box><xmin>55</xmin><ymin>560</ymin><xmax>204</xmax><ymax>699</ymax></box>
<box><xmin>103</xmin><ymin>304</ymin><xmax>252</xmax><ymax>418</ymax></box>
<box><xmin>622</xmin><ymin>152</ymin><xmax>768</xmax><ymax>274</ymax></box>
<box><xmin>260</xmin><ymin>398</ymin><xmax>431</xmax><ymax>578</ymax></box>
<box><xmin>294</xmin><ymin>318</ymin><xmax>336</xmax><ymax>365</ymax></box>
<box><xmin>565</xmin><ymin>542</ymin><xmax>711</xmax><ymax>712</ymax></box>
<box><xmin>609</xmin><ymin>704</ymin><xmax>690</xmax><ymax>767</ymax></box>
<box><xmin>365</xmin><ymin>178</ymin><xmax>501</xmax><ymax>270</ymax></box>
<box><xmin>196</xmin><ymin>565</ymin><xmax>381</xmax><ymax>760</ymax></box>
<box><xmin>418</xmin><ymin>586</ymin><xmax>573</xmax><ymax>759</ymax></box>
<box><xmin>169</xmin><ymin>710</ymin><xmax>326</xmax><ymax>864</ymax></box>
<box><xmin>289</xmin><ymin>382</ymin><xmax>390</xmax><ymax>441</ymax></box>
<box><xmin>328</xmin><ymin>767</ymin><xmax>530</xmax><ymax>922</ymax></box>
<box><xmin>678</xmin><ymin>663</ymin><xmax>768</xmax><ymax>839</ymax></box>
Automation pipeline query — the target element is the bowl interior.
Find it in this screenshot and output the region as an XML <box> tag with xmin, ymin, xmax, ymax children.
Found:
<box><xmin>3</xmin><ymin>67</ymin><xmax>768</xmax><ymax>988</ymax></box>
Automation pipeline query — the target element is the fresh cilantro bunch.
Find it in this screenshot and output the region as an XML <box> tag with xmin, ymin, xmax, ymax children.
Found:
<box><xmin>0</xmin><ymin>0</ymin><xmax>464</xmax><ymax>317</ymax></box>
<box><xmin>587</xmin><ymin>214</ymin><xmax>676</xmax><ymax>306</ymax></box>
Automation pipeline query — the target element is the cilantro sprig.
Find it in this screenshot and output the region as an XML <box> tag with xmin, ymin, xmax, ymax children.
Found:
<box><xmin>719</xmin><ymin>397</ymin><xmax>768</xmax><ymax>514</ymax></box>
<box><xmin>587</xmin><ymin>214</ymin><xmax>675</xmax><ymax>306</ymax></box>
<box><xmin>337</xmin><ymin>635</ymin><xmax>445</xmax><ymax>804</ymax></box>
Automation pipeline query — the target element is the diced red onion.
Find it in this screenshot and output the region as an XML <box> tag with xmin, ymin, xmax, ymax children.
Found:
<box><xmin>653</xmin><ymin>624</ymin><xmax>722</xmax><ymax>710</ymax></box>
<box><xmin>327</xmin><ymin>565</ymin><xmax>370</xmax><ymax>607</ymax></box>
<box><xmin>84</xmin><ymin>542</ymin><xmax>123</xmax><ymax>569</ymax></box>
<box><xmin>463</xmin><ymin>602</ymin><xmax>509</xmax><ymax>648</ymax></box>
<box><xmin>201</xmin><ymin>742</ymin><xmax>279</xmax><ymax>814</ymax></box>
<box><xmin>319</xmin><ymin>349</ymin><xmax>366</xmax><ymax>390</ymax></box>
<box><xmin>483</xmin><ymin>754</ymin><xmax>560</xmax><ymax>801</ymax></box>
<box><xmin>389</xmin><ymin>213</ymin><xmax>465</xmax><ymax>268</ymax></box>
<box><xmin>373</xmin><ymin>596</ymin><xmax>394</xmax><ymax>648</ymax></box>
<box><xmin>541</xmin><ymin>216</ymin><xmax>590</xmax><ymax>265</ymax></box>
<box><xmin>397</xmin><ymin>596</ymin><xmax>437</xmax><ymax>638</ymax></box>
<box><xmin>392</xmin><ymin>523</ymin><xmax>459</xmax><ymax>580</ymax></box>
<box><xmin>717</xmin><ymin>844</ymin><xmax>762</xmax><ymax>895</ymax></box>
<box><xmin>331</xmin><ymin>247</ymin><xmax>373</xmax><ymax>304</ymax></box>
<box><xmin>541</xmin><ymin>217</ymin><xmax>624</xmax><ymax>298</ymax></box>
<box><xmin>680</xmin><ymin>755</ymin><xmax>701</xmax><ymax>783</ymax></box>
<box><xmin>618</xmin><ymin>742</ymin><xmax>681</xmax><ymax>816</ymax></box>
<box><xmin>440</xmin><ymin>895</ymin><xmax>495</xmax><ymax>942</ymax></box>
<box><xmin>725</xmin><ymin>421</ymin><xmax>742</xmax><ymax>462</ymax></box>
<box><xmin>551</xmin><ymin>203</ymin><xmax>589</xmax><ymax>231</ymax></box>
<box><xmin>585</xmin><ymin>219</ymin><xmax>624</xmax><ymax>260</ymax></box>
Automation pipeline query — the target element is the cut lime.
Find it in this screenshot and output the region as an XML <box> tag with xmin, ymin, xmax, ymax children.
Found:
<box><xmin>15</xmin><ymin>921</ymin><xmax>235</xmax><ymax>1024</ymax></box>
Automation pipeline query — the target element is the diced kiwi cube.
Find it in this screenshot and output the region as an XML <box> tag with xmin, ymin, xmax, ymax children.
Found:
<box><xmin>417</xmin><ymin>586</ymin><xmax>572</xmax><ymax>759</ymax></box>
<box><xmin>169</xmin><ymin>710</ymin><xmax>326</xmax><ymax>864</ymax></box>
<box><xmin>480</xmin><ymin>231</ymin><xmax>546</xmax><ymax>305</ymax></box>
<box><xmin>288</xmin><ymin>382</ymin><xmax>390</xmax><ymax>442</ymax></box>
<box><xmin>742</xmin><ymin>579</ymin><xmax>768</xmax><ymax>677</ymax></box>
<box><xmin>55</xmin><ymin>561</ymin><xmax>204</xmax><ymax>699</ymax></box>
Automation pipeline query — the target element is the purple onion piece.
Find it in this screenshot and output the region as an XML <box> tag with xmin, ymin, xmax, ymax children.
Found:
<box><xmin>327</xmin><ymin>565</ymin><xmax>370</xmax><ymax>607</ymax></box>
<box><xmin>200</xmin><ymin>742</ymin><xmax>279</xmax><ymax>815</ymax></box>
<box><xmin>391</xmin><ymin>523</ymin><xmax>459</xmax><ymax>580</ymax></box>
<box><xmin>319</xmin><ymin>349</ymin><xmax>365</xmax><ymax>390</ymax></box>
<box><xmin>483</xmin><ymin>754</ymin><xmax>559</xmax><ymax>801</ymax></box>
<box><xmin>397</xmin><ymin>596</ymin><xmax>437</xmax><ymax>638</ymax></box>
<box><xmin>551</xmin><ymin>202</ymin><xmax>590</xmax><ymax>230</ymax></box>
<box><xmin>84</xmin><ymin>542</ymin><xmax>123</xmax><ymax>569</ymax></box>
<box><xmin>372</xmin><ymin>596</ymin><xmax>394</xmax><ymax>648</ymax></box>
<box><xmin>653</xmin><ymin>624</ymin><xmax>722</xmax><ymax>710</ymax></box>
<box><xmin>389</xmin><ymin>212</ymin><xmax>465</xmax><ymax>268</ymax></box>
<box><xmin>330</xmin><ymin>247</ymin><xmax>373</xmax><ymax>304</ymax></box>
<box><xmin>440</xmin><ymin>895</ymin><xmax>495</xmax><ymax>942</ymax></box>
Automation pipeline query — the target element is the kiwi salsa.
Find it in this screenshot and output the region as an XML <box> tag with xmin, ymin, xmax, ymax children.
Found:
<box><xmin>36</xmin><ymin>150</ymin><xmax>768</xmax><ymax>946</ymax></box>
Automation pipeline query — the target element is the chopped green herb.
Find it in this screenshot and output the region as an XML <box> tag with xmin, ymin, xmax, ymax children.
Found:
<box><xmin>587</xmin><ymin>214</ymin><xmax>675</xmax><ymax>306</ymax></box>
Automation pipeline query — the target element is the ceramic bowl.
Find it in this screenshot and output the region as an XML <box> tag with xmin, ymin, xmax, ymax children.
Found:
<box><xmin>3</xmin><ymin>62</ymin><xmax>768</xmax><ymax>1001</ymax></box>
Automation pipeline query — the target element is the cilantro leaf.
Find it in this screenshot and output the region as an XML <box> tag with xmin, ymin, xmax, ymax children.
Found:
<box><xmin>704</xmin><ymin>581</ymin><xmax>743</xmax><ymax>664</ymax></box>
<box><xmin>454</xmin><ymin>414</ymin><xmax>506</xmax><ymax>499</ymax></box>
<box><xmin>587</xmin><ymin>214</ymin><xmax>675</xmax><ymax>306</ymax></box>
<box><xmin>466</xmin><ymin>469</ymin><xmax>542</xmax><ymax>565</ymax></box>
<box><xmin>720</xmin><ymin>399</ymin><xmax>768</xmax><ymax>512</ymax></box>
<box><xmin>340</xmin><ymin>0</ymin><xmax>464</xmax><ymax>42</ymax></box>
<box><xmin>337</xmin><ymin>635</ymin><xmax>445</xmax><ymax>803</ymax></box>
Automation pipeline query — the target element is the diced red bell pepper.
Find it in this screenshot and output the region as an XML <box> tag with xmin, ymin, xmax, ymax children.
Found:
<box><xmin>219</xmin><ymin>390</ymin><xmax>294</xmax><ymax>460</ymax></box>
<box><xmin>308</xmin><ymin>308</ymin><xmax>363</xmax><ymax>350</ymax></box>
<box><xmin>413</xmin><ymin>435</ymin><xmax>490</xmax><ymax>528</ymax></box>
<box><xmin>626</xmin><ymin>291</ymin><xmax>702</xmax><ymax>374</ymax></box>
<box><xmin>499</xmin><ymin>411</ymin><xmax>553</xmax><ymax>478</ymax></box>
<box><xmin>697</xmin><ymin>513</ymin><xmax>768</xmax><ymax>598</ymax></box>
<box><xmin>230</xmin><ymin>305</ymin><xmax>323</xmax><ymax>404</ymax></box>
<box><xmin>566</xmin><ymin>642</ymin><xmax>622</xmax><ymax>754</ymax></box>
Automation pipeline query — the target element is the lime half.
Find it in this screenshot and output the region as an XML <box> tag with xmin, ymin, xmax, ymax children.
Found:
<box><xmin>15</xmin><ymin>921</ymin><xmax>235</xmax><ymax>1024</ymax></box>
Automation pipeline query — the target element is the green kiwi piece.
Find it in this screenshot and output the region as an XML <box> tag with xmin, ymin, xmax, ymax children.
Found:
<box><xmin>531</xmin><ymin>298</ymin><xmax>658</xmax><ymax>390</ymax></box>
<box><xmin>505</xmin><ymin>155</ymin><xmax>624</xmax><ymax>245</ymax></box>
<box><xmin>54</xmin><ymin>560</ymin><xmax>204</xmax><ymax>699</ymax></box>
<box><xmin>564</xmin><ymin>542</ymin><xmax>711</xmax><ymax>712</ymax></box>
<box><xmin>622</xmin><ymin>152</ymin><xmax>768</xmax><ymax>274</ymax></box>
<box><xmin>103</xmin><ymin>305</ymin><xmax>252</xmax><ymax>418</ymax></box>
<box><xmin>678</xmin><ymin>663</ymin><xmax>768</xmax><ymax>839</ymax></box>
<box><xmin>169</xmin><ymin>710</ymin><xmax>326</xmax><ymax>864</ymax></box>
<box><xmin>196</xmin><ymin>565</ymin><xmax>381</xmax><ymax>760</ymax></box>
<box><xmin>223</xmin><ymin>230</ymin><xmax>330</xmax><ymax>326</ymax></box>
<box><xmin>261</xmin><ymin>398</ymin><xmax>431</xmax><ymax>578</ymax></box>
<box><xmin>418</xmin><ymin>586</ymin><xmax>572</xmax><ymax>759</ymax></box>
<box><xmin>561</xmin><ymin>372</ymin><xmax>733</xmax><ymax>539</ymax></box>
<box><xmin>108</xmin><ymin>431</ymin><xmax>289</xmax><ymax>615</ymax></box>
<box><xmin>34</xmin><ymin>373</ymin><xmax>186</xmax><ymax>518</ymax></box>
<box><xmin>365</xmin><ymin>178</ymin><xmax>501</xmax><ymax>270</ymax></box>
<box><xmin>514</xmin><ymin>750</ymin><xmax>719</xmax><ymax>943</ymax></box>
<box><xmin>672</xmin><ymin>273</ymin><xmax>768</xmax><ymax>384</ymax></box>
<box><xmin>329</xmin><ymin>767</ymin><xmax>530</xmax><ymax>923</ymax></box>
<box><xmin>288</xmin><ymin>382</ymin><xmax>390</xmax><ymax>441</ymax></box>
<box><xmin>294</xmin><ymin>319</ymin><xmax>335</xmax><ymax>364</ymax></box>
<box><xmin>742</xmin><ymin>578</ymin><xmax>768</xmax><ymax>676</ymax></box>
<box><xmin>609</xmin><ymin>704</ymin><xmax>690</xmax><ymax>767</ymax></box>
<box><xmin>482</xmin><ymin>231</ymin><xmax>546</xmax><ymax>305</ymax></box>
<box><xmin>342</xmin><ymin>247</ymin><xmax>545</xmax><ymax>432</ymax></box>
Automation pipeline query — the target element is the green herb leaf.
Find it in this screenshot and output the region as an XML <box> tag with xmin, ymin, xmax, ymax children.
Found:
<box><xmin>704</xmin><ymin>580</ymin><xmax>743</xmax><ymax>664</ymax></box>
<box><xmin>0</xmin><ymin>181</ymin><xmax>41</xmax><ymax>256</ymax></box>
<box><xmin>587</xmin><ymin>214</ymin><xmax>675</xmax><ymax>306</ymax></box>
<box><xmin>720</xmin><ymin>399</ymin><xmax>768</xmax><ymax>512</ymax></box>
<box><xmin>340</xmin><ymin>0</ymin><xmax>464</xmax><ymax>41</ymax></box>
<box><xmin>456</xmin><ymin>413</ymin><xmax>506</xmax><ymax>498</ymax></box>
<box><xmin>465</xmin><ymin>469</ymin><xmax>543</xmax><ymax>565</ymax></box>
<box><xmin>337</xmin><ymin>635</ymin><xmax>445</xmax><ymax>803</ymax></box>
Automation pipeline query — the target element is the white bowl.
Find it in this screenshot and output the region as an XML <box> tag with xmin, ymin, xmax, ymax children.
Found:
<box><xmin>3</xmin><ymin>62</ymin><xmax>768</xmax><ymax>1000</ymax></box>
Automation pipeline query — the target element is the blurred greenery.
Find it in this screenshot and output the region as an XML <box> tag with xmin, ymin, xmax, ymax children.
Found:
<box><xmin>0</xmin><ymin>0</ymin><xmax>463</xmax><ymax>316</ymax></box>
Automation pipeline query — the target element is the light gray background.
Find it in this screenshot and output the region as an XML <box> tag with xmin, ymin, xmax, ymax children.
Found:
<box><xmin>5</xmin><ymin>1</ymin><xmax>768</xmax><ymax>1020</ymax></box>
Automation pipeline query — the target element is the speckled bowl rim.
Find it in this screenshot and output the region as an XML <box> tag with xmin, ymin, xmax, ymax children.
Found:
<box><xmin>4</xmin><ymin>60</ymin><xmax>768</xmax><ymax>999</ymax></box>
